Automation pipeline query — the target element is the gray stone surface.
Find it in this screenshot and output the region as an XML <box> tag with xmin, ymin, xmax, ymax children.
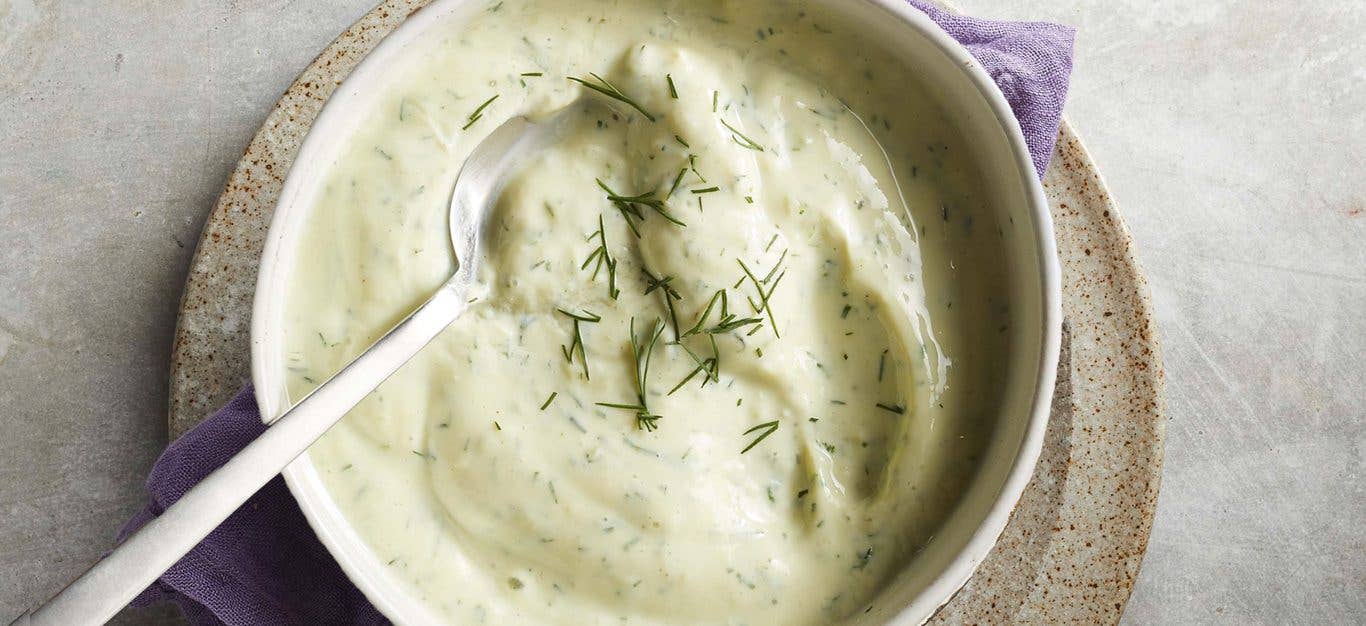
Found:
<box><xmin>0</xmin><ymin>1</ymin><xmax>1361</xmax><ymax>624</ymax></box>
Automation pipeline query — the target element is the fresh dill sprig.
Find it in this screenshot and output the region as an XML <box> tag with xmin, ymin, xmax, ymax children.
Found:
<box><xmin>736</xmin><ymin>250</ymin><xmax>787</xmax><ymax>338</ymax></box>
<box><xmin>740</xmin><ymin>420</ymin><xmax>779</xmax><ymax>454</ymax></box>
<box><xmin>720</xmin><ymin>117</ymin><xmax>765</xmax><ymax>151</ymax></box>
<box><xmin>682</xmin><ymin>289</ymin><xmax>763</xmax><ymax>337</ymax></box>
<box><xmin>667</xmin><ymin>167</ymin><xmax>688</xmax><ymax>198</ymax></box>
<box><xmin>557</xmin><ymin>308</ymin><xmax>601</xmax><ymax>380</ymax></box>
<box><xmin>687</xmin><ymin>154</ymin><xmax>706</xmax><ymax>182</ymax></box>
<box><xmin>597</xmin><ymin>318</ymin><xmax>666</xmax><ymax>432</ymax></box>
<box><xmin>540</xmin><ymin>392</ymin><xmax>558</xmax><ymax>410</ymax></box>
<box><xmin>567</xmin><ymin>73</ymin><xmax>656</xmax><ymax>122</ymax></box>
<box><xmin>597</xmin><ymin>178</ymin><xmax>686</xmax><ymax>231</ymax></box>
<box><xmin>667</xmin><ymin>339</ymin><xmax>718</xmax><ymax>395</ymax></box>
<box><xmin>641</xmin><ymin>267</ymin><xmax>684</xmax><ymax>341</ymax></box>
<box><xmin>708</xmin><ymin>334</ymin><xmax>721</xmax><ymax>384</ymax></box>
<box><xmin>762</xmin><ymin>249</ymin><xmax>788</xmax><ymax>283</ymax></box>
<box><xmin>668</xmin><ymin>360</ymin><xmax>714</xmax><ymax>395</ymax></box>
<box><xmin>462</xmin><ymin>94</ymin><xmax>499</xmax><ymax>130</ymax></box>
<box><xmin>580</xmin><ymin>215</ymin><xmax>620</xmax><ymax>299</ymax></box>
<box><xmin>666</xmin><ymin>74</ymin><xmax>679</xmax><ymax>99</ymax></box>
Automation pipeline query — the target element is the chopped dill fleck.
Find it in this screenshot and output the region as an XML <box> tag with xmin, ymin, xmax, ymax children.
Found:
<box><xmin>712</xmin><ymin>90</ymin><xmax>719</xmax><ymax>112</ymax></box>
<box><xmin>720</xmin><ymin>118</ymin><xmax>764</xmax><ymax>151</ymax></box>
<box><xmin>878</xmin><ymin>349</ymin><xmax>888</xmax><ymax>382</ymax></box>
<box><xmin>688</xmin><ymin>153</ymin><xmax>706</xmax><ymax>182</ymax></box>
<box><xmin>674</xmin><ymin>134</ymin><xmax>690</xmax><ymax>148</ymax></box>
<box><xmin>666</xmin><ymin>74</ymin><xmax>679</xmax><ymax>99</ymax></box>
<box><xmin>568</xmin><ymin>73</ymin><xmax>656</xmax><ymax>121</ymax></box>
<box><xmin>875</xmin><ymin>403</ymin><xmax>905</xmax><ymax>415</ymax></box>
<box><xmin>520</xmin><ymin>71</ymin><xmax>543</xmax><ymax>77</ymax></box>
<box><xmin>691</xmin><ymin>186</ymin><xmax>720</xmax><ymax>194</ymax></box>
<box><xmin>539</xmin><ymin>392</ymin><xmax>558</xmax><ymax>411</ymax></box>
<box><xmin>841</xmin><ymin>304</ymin><xmax>852</xmax><ymax>318</ymax></box>
<box><xmin>740</xmin><ymin>420</ymin><xmax>780</xmax><ymax>454</ymax></box>
<box><xmin>854</xmin><ymin>547</ymin><xmax>874</xmax><ymax>570</ymax></box>
<box><xmin>462</xmin><ymin>94</ymin><xmax>499</xmax><ymax>130</ymax></box>
<box><xmin>667</xmin><ymin>167</ymin><xmax>688</xmax><ymax>198</ymax></box>
<box><xmin>745</xmin><ymin>195</ymin><xmax>754</xmax><ymax>204</ymax></box>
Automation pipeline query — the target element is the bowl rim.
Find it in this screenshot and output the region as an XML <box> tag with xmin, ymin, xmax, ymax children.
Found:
<box><xmin>249</xmin><ymin>1</ymin><xmax>1062</xmax><ymax>623</ymax></box>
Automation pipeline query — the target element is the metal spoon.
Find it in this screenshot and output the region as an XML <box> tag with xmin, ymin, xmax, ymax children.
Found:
<box><xmin>13</xmin><ymin>111</ymin><xmax>569</xmax><ymax>626</ymax></box>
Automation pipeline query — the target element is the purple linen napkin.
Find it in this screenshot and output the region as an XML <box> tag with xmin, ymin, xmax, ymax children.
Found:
<box><xmin>119</xmin><ymin>6</ymin><xmax>1073</xmax><ymax>625</ymax></box>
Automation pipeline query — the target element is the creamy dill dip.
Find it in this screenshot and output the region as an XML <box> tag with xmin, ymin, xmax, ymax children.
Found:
<box><xmin>281</xmin><ymin>0</ymin><xmax>1015</xmax><ymax>623</ymax></box>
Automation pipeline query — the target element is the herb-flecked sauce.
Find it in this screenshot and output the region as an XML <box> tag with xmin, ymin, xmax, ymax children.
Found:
<box><xmin>283</xmin><ymin>0</ymin><xmax>1014</xmax><ymax>623</ymax></box>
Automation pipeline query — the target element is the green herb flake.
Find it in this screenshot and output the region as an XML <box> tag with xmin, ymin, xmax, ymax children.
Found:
<box><xmin>580</xmin><ymin>215</ymin><xmax>621</xmax><ymax>299</ymax></box>
<box><xmin>462</xmin><ymin>94</ymin><xmax>500</xmax><ymax>130</ymax></box>
<box><xmin>568</xmin><ymin>73</ymin><xmax>656</xmax><ymax>122</ymax></box>
<box><xmin>598</xmin><ymin>178</ymin><xmax>686</xmax><ymax>231</ymax></box>
<box><xmin>557</xmin><ymin>308</ymin><xmax>601</xmax><ymax>380</ymax></box>
<box><xmin>720</xmin><ymin>117</ymin><xmax>765</xmax><ymax>151</ymax></box>
<box><xmin>740</xmin><ymin>420</ymin><xmax>780</xmax><ymax>454</ymax></box>
<box><xmin>597</xmin><ymin>318</ymin><xmax>666</xmax><ymax>432</ymax></box>
<box><xmin>875</xmin><ymin>403</ymin><xmax>905</xmax><ymax>415</ymax></box>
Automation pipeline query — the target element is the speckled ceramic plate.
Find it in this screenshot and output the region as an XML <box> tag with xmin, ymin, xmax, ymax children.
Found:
<box><xmin>165</xmin><ymin>1</ymin><xmax>1166</xmax><ymax>622</ymax></box>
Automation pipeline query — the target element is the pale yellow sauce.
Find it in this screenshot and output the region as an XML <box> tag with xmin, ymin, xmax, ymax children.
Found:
<box><xmin>283</xmin><ymin>0</ymin><xmax>1013</xmax><ymax>623</ymax></box>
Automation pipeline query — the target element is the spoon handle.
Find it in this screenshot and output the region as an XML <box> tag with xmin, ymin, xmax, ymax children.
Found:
<box><xmin>14</xmin><ymin>284</ymin><xmax>470</xmax><ymax>626</ymax></box>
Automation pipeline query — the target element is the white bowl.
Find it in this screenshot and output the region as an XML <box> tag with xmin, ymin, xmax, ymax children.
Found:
<box><xmin>250</xmin><ymin>1</ymin><xmax>1061</xmax><ymax>623</ymax></box>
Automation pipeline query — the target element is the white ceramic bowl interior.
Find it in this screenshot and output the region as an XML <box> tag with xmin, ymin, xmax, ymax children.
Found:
<box><xmin>250</xmin><ymin>0</ymin><xmax>1062</xmax><ymax>623</ymax></box>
